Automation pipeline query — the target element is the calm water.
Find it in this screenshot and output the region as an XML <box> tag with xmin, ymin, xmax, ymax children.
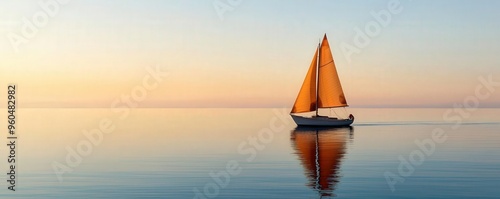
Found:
<box><xmin>2</xmin><ymin>108</ymin><xmax>500</xmax><ymax>198</ymax></box>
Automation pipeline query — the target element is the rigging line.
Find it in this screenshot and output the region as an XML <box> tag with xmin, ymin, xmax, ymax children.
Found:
<box><xmin>319</xmin><ymin>60</ymin><xmax>333</xmax><ymax>67</ymax></box>
<box><xmin>332</xmin><ymin>109</ymin><xmax>338</xmax><ymax>118</ymax></box>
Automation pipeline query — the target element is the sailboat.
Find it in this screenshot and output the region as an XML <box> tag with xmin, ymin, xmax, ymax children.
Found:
<box><xmin>291</xmin><ymin>34</ymin><xmax>354</xmax><ymax>126</ymax></box>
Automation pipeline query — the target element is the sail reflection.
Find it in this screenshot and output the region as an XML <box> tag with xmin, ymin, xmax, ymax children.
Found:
<box><xmin>290</xmin><ymin>127</ymin><xmax>352</xmax><ymax>198</ymax></box>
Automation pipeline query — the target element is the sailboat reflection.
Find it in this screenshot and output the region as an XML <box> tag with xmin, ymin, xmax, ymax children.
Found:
<box><xmin>290</xmin><ymin>126</ymin><xmax>353</xmax><ymax>198</ymax></box>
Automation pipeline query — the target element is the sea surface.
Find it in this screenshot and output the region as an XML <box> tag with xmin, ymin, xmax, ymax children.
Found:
<box><xmin>1</xmin><ymin>108</ymin><xmax>500</xmax><ymax>198</ymax></box>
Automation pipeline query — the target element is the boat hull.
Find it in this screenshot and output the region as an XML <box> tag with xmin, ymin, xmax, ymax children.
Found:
<box><xmin>291</xmin><ymin>115</ymin><xmax>354</xmax><ymax>127</ymax></box>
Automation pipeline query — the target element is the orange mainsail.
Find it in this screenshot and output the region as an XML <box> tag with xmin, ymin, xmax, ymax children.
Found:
<box><xmin>318</xmin><ymin>35</ymin><xmax>348</xmax><ymax>108</ymax></box>
<box><xmin>291</xmin><ymin>35</ymin><xmax>347</xmax><ymax>114</ymax></box>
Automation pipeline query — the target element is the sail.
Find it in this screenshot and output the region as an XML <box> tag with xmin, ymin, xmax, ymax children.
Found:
<box><xmin>291</xmin><ymin>48</ymin><xmax>318</xmax><ymax>113</ymax></box>
<box><xmin>318</xmin><ymin>35</ymin><xmax>348</xmax><ymax>108</ymax></box>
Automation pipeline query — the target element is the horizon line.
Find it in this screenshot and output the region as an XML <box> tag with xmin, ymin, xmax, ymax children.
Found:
<box><xmin>4</xmin><ymin>106</ymin><xmax>500</xmax><ymax>109</ymax></box>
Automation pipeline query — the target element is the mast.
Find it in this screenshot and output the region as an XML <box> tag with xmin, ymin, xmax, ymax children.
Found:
<box><xmin>315</xmin><ymin>39</ymin><xmax>321</xmax><ymax>117</ymax></box>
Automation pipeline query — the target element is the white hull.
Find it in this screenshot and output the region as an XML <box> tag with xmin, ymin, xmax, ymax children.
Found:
<box><xmin>291</xmin><ymin>115</ymin><xmax>354</xmax><ymax>127</ymax></box>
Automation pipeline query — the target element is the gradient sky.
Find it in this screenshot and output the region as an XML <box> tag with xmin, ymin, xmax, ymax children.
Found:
<box><xmin>1</xmin><ymin>0</ymin><xmax>499</xmax><ymax>108</ymax></box>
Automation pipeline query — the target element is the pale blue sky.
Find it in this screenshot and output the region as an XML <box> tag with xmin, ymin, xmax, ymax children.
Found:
<box><xmin>1</xmin><ymin>0</ymin><xmax>499</xmax><ymax>108</ymax></box>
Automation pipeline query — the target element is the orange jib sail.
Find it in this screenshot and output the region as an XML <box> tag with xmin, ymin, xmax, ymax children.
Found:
<box><xmin>291</xmin><ymin>48</ymin><xmax>318</xmax><ymax>113</ymax></box>
<box><xmin>318</xmin><ymin>35</ymin><xmax>348</xmax><ymax>108</ymax></box>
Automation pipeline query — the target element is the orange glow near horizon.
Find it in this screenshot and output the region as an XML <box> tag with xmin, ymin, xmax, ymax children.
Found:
<box><xmin>1</xmin><ymin>2</ymin><xmax>499</xmax><ymax>108</ymax></box>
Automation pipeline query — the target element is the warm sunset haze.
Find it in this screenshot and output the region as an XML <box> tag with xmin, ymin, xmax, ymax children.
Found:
<box><xmin>1</xmin><ymin>0</ymin><xmax>499</xmax><ymax>108</ymax></box>
<box><xmin>0</xmin><ymin>1</ymin><xmax>499</xmax><ymax>199</ymax></box>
